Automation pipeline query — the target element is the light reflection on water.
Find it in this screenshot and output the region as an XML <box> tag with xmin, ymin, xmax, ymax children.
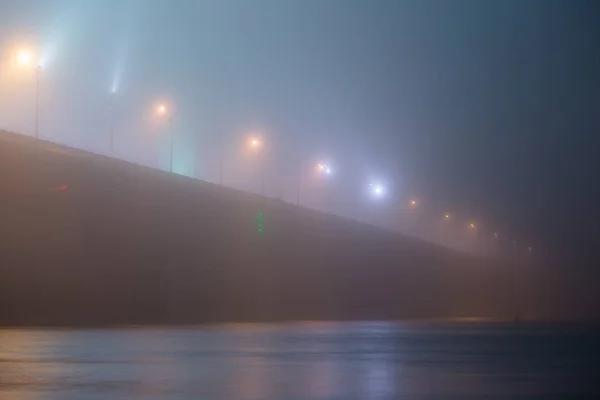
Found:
<box><xmin>1</xmin><ymin>321</ymin><xmax>599</xmax><ymax>399</ymax></box>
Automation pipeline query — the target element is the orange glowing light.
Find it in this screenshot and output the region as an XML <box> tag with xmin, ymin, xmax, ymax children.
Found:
<box><xmin>17</xmin><ymin>50</ymin><xmax>32</xmax><ymax>66</ymax></box>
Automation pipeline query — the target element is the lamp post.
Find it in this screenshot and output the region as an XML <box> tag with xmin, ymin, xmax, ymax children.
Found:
<box><xmin>220</xmin><ymin>133</ymin><xmax>223</xmax><ymax>185</ymax></box>
<box><xmin>35</xmin><ymin>65</ymin><xmax>40</xmax><ymax>139</ymax></box>
<box><xmin>296</xmin><ymin>162</ymin><xmax>302</xmax><ymax>206</ymax></box>
<box><xmin>155</xmin><ymin>103</ymin><xmax>174</xmax><ymax>173</ymax></box>
<box><xmin>16</xmin><ymin>49</ymin><xmax>41</xmax><ymax>139</ymax></box>
<box><xmin>169</xmin><ymin>115</ymin><xmax>174</xmax><ymax>173</ymax></box>
<box><xmin>248</xmin><ymin>137</ymin><xmax>265</xmax><ymax>195</ymax></box>
<box><xmin>109</xmin><ymin>91</ymin><xmax>116</xmax><ymax>153</ymax></box>
<box><xmin>219</xmin><ymin>131</ymin><xmax>227</xmax><ymax>185</ymax></box>
<box><xmin>315</xmin><ymin>162</ymin><xmax>333</xmax><ymax>210</ymax></box>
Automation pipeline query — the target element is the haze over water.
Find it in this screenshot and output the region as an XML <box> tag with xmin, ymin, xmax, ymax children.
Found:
<box><xmin>1</xmin><ymin>322</ymin><xmax>599</xmax><ymax>399</ymax></box>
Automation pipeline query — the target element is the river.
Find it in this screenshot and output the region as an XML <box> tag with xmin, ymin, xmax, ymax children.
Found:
<box><xmin>1</xmin><ymin>321</ymin><xmax>599</xmax><ymax>399</ymax></box>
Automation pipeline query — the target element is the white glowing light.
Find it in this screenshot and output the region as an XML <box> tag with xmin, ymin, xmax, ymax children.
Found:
<box><xmin>316</xmin><ymin>163</ymin><xmax>333</xmax><ymax>176</ymax></box>
<box><xmin>18</xmin><ymin>51</ymin><xmax>32</xmax><ymax>66</ymax></box>
<box><xmin>370</xmin><ymin>182</ymin><xmax>386</xmax><ymax>198</ymax></box>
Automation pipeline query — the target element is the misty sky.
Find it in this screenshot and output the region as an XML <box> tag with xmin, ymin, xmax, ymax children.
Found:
<box><xmin>1</xmin><ymin>0</ymin><xmax>599</xmax><ymax>265</ymax></box>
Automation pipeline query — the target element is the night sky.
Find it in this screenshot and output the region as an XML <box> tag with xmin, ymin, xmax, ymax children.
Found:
<box><xmin>1</xmin><ymin>0</ymin><xmax>599</xmax><ymax>268</ymax></box>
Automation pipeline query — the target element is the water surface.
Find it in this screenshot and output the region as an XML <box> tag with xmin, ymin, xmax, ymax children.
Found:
<box><xmin>1</xmin><ymin>322</ymin><xmax>599</xmax><ymax>399</ymax></box>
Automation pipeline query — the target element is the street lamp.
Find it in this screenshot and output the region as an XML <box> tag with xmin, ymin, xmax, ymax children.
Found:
<box><xmin>313</xmin><ymin>162</ymin><xmax>334</xmax><ymax>209</ymax></box>
<box><xmin>247</xmin><ymin>136</ymin><xmax>266</xmax><ymax>195</ymax></box>
<box><xmin>316</xmin><ymin>163</ymin><xmax>332</xmax><ymax>175</ymax></box>
<box><xmin>218</xmin><ymin>131</ymin><xmax>225</xmax><ymax>185</ymax></box>
<box><xmin>469</xmin><ymin>222</ymin><xmax>476</xmax><ymax>229</ymax></box>
<box><xmin>154</xmin><ymin>102</ymin><xmax>174</xmax><ymax>172</ymax></box>
<box><xmin>295</xmin><ymin>160</ymin><xmax>334</xmax><ymax>206</ymax></box>
<box><xmin>444</xmin><ymin>213</ymin><xmax>451</xmax><ymax>220</ymax></box>
<box><xmin>369</xmin><ymin>182</ymin><xmax>386</xmax><ymax>199</ymax></box>
<box><xmin>109</xmin><ymin>90</ymin><xmax>117</xmax><ymax>153</ymax></box>
<box><xmin>248</xmin><ymin>137</ymin><xmax>263</xmax><ymax>150</ymax></box>
<box><xmin>17</xmin><ymin>50</ymin><xmax>32</xmax><ymax>66</ymax></box>
<box><xmin>16</xmin><ymin>49</ymin><xmax>41</xmax><ymax>139</ymax></box>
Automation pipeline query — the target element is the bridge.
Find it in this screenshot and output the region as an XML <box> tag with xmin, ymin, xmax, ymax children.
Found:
<box><xmin>0</xmin><ymin>130</ymin><xmax>522</xmax><ymax>326</ymax></box>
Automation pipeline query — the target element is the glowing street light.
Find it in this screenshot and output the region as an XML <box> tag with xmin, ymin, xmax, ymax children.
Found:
<box><xmin>444</xmin><ymin>213</ymin><xmax>451</xmax><ymax>220</ymax></box>
<box><xmin>247</xmin><ymin>137</ymin><xmax>265</xmax><ymax>154</ymax></box>
<box><xmin>295</xmin><ymin>160</ymin><xmax>335</xmax><ymax>207</ymax></box>
<box><xmin>494</xmin><ymin>232</ymin><xmax>498</xmax><ymax>238</ymax></box>
<box><xmin>369</xmin><ymin>182</ymin><xmax>386</xmax><ymax>199</ymax></box>
<box><xmin>310</xmin><ymin>161</ymin><xmax>335</xmax><ymax>210</ymax></box>
<box><xmin>156</xmin><ymin>104</ymin><xmax>167</xmax><ymax>115</ymax></box>
<box><xmin>246</xmin><ymin>135</ymin><xmax>264</xmax><ymax>150</ymax></box>
<box><xmin>469</xmin><ymin>222</ymin><xmax>476</xmax><ymax>229</ymax></box>
<box><xmin>316</xmin><ymin>163</ymin><xmax>332</xmax><ymax>175</ymax></box>
<box><xmin>14</xmin><ymin>48</ymin><xmax>41</xmax><ymax>70</ymax></box>
<box><xmin>17</xmin><ymin>50</ymin><xmax>33</xmax><ymax>66</ymax></box>
<box><xmin>409</xmin><ymin>199</ymin><xmax>418</xmax><ymax>207</ymax></box>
